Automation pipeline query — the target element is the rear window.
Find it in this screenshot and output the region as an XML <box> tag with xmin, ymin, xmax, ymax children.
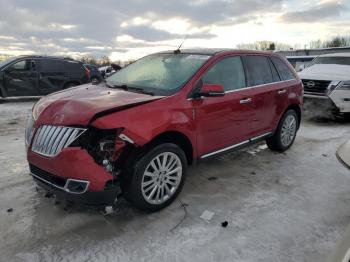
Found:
<box><xmin>244</xmin><ymin>56</ymin><xmax>274</xmax><ymax>86</ymax></box>
<box><xmin>271</xmin><ymin>57</ymin><xmax>295</xmax><ymax>81</ymax></box>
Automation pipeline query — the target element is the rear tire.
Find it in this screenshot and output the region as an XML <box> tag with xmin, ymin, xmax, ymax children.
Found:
<box><xmin>266</xmin><ymin>109</ymin><xmax>298</xmax><ymax>152</ymax></box>
<box><xmin>122</xmin><ymin>143</ymin><xmax>187</xmax><ymax>212</ymax></box>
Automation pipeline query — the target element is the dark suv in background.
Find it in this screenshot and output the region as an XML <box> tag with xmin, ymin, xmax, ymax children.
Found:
<box><xmin>0</xmin><ymin>56</ymin><xmax>90</xmax><ymax>97</ymax></box>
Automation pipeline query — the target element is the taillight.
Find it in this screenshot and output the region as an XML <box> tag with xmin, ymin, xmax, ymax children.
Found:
<box><xmin>85</xmin><ymin>68</ymin><xmax>91</xmax><ymax>79</ymax></box>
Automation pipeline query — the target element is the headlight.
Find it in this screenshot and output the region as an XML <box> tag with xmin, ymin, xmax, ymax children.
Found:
<box><xmin>25</xmin><ymin>113</ymin><xmax>35</xmax><ymax>148</ymax></box>
<box><xmin>336</xmin><ymin>81</ymin><xmax>350</xmax><ymax>90</ymax></box>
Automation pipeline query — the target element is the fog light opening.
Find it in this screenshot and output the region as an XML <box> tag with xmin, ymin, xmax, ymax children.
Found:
<box><xmin>64</xmin><ymin>179</ymin><xmax>89</xmax><ymax>194</ymax></box>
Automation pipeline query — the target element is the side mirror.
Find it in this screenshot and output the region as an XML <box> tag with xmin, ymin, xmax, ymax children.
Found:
<box><xmin>195</xmin><ymin>83</ymin><xmax>225</xmax><ymax>98</ymax></box>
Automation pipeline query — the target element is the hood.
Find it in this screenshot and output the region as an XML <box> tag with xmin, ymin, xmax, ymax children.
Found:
<box><xmin>33</xmin><ymin>83</ymin><xmax>164</xmax><ymax>126</ymax></box>
<box><xmin>299</xmin><ymin>64</ymin><xmax>350</xmax><ymax>81</ymax></box>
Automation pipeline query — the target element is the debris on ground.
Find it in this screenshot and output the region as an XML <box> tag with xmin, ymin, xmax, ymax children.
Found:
<box><xmin>221</xmin><ymin>221</ymin><xmax>228</xmax><ymax>228</ymax></box>
<box><xmin>322</xmin><ymin>154</ymin><xmax>328</xmax><ymax>157</ymax></box>
<box><xmin>208</xmin><ymin>176</ymin><xmax>217</xmax><ymax>181</ymax></box>
<box><xmin>169</xmin><ymin>199</ymin><xmax>188</xmax><ymax>232</ymax></box>
<box><xmin>200</xmin><ymin>210</ymin><xmax>215</xmax><ymax>221</ymax></box>
<box><xmin>7</xmin><ymin>208</ymin><xmax>13</xmax><ymax>213</ymax></box>
<box><xmin>246</xmin><ymin>144</ymin><xmax>268</xmax><ymax>155</ymax></box>
<box><xmin>100</xmin><ymin>206</ymin><xmax>115</xmax><ymax>216</ymax></box>
<box><xmin>250</xmin><ymin>171</ymin><xmax>256</xmax><ymax>175</ymax></box>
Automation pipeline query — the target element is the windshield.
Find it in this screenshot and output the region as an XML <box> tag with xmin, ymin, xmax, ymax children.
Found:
<box><xmin>106</xmin><ymin>53</ymin><xmax>211</xmax><ymax>95</ymax></box>
<box><xmin>310</xmin><ymin>56</ymin><xmax>350</xmax><ymax>66</ymax></box>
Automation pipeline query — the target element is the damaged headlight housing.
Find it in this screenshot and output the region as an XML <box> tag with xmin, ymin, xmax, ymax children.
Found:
<box><xmin>73</xmin><ymin>128</ymin><xmax>124</xmax><ymax>173</ymax></box>
<box><xmin>25</xmin><ymin>113</ymin><xmax>35</xmax><ymax>149</ymax></box>
<box><xmin>336</xmin><ymin>81</ymin><xmax>350</xmax><ymax>90</ymax></box>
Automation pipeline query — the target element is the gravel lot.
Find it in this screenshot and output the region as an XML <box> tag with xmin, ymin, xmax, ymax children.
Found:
<box><xmin>1</xmin><ymin>99</ymin><xmax>350</xmax><ymax>262</ymax></box>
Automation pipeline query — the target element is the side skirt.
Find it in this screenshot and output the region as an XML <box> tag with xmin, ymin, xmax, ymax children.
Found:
<box><xmin>198</xmin><ymin>132</ymin><xmax>273</xmax><ymax>160</ymax></box>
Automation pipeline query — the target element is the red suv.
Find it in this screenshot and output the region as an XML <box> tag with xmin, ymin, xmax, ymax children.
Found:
<box><xmin>26</xmin><ymin>49</ymin><xmax>303</xmax><ymax>211</ymax></box>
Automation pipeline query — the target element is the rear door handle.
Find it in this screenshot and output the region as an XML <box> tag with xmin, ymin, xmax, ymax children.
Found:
<box><xmin>240</xmin><ymin>98</ymin><xmax>252</xmax><ymax>104</ymax></box>
<box><xmin>278</xmin><ymin>89</ymin><xmax>287</xmax><ymax>95</ymax></box>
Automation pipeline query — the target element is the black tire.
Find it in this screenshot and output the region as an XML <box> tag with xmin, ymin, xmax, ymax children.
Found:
<box><xmin>122</xmin><ymin>143</ymin><xmax>187</xmax><ymax>212</ymax></box>
<box><xmin>266</xmin><ymin>109</ymin><xmax>298</xmax><ymax>152</ymax></box>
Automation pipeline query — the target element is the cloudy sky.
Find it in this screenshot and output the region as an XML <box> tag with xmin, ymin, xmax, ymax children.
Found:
<box><xmin>0</xmin><ymin>0</ymin><xmax>349</xmax><ymax>61</ymax></box>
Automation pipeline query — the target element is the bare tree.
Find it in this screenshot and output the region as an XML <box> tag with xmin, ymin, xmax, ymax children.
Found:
<box><xmin>237</xmin><ymin>41</ymin><xmax>292</xmax><ymax>51</ymax></box>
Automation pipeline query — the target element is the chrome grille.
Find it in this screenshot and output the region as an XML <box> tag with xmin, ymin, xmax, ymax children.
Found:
<box><xmin>31</xmin><ymin>125</ymin><xmax>86</xmax><ymax>157</ymax></box>
<box><xmin>302</xmin><ymin>79</ymin><xmax>331</xmax><ymax>96</ymax></box>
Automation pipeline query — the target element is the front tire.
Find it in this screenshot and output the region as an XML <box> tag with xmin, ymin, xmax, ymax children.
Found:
<box><xmin>122</xmin><ymin>143</ymin><xmax>187</xmax><ymax>212</ymax></box>
<box><xmin>266</xmin><ymin>109</ymin><xmax>298</xmax><ymax>152</ymax></box>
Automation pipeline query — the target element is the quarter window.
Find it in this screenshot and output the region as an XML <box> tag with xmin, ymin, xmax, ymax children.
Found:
<box><xmin>271</xmin><ymin>57</ymin><xmax>295</xmax><ymax>81</ymax></box>
<box><xmin>202</xmin><ymin>56</ymin><xmax>246</xmax><ymax>91</ymax></box>
<box><xmin>244</xmin><ymin>56</ymin><xmax>274</xmax><ymax>86</ymax></box>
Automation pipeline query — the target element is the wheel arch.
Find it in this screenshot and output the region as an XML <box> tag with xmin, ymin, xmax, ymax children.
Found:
<box><xmin>144</xmin><ymin>131</ymin><xmax>194</xmax><ymax>165</ymax></box>
<box><xmin>282</xmin><ymin>104</ymin><xmax>302</xmax><ymax>129</ymax></box>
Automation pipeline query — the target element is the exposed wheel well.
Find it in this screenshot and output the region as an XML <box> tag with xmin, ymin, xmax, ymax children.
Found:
<box><xmin>145</xmin><ymin>131</ymin><xmax>194</xmax><ymax>165</ymax></box>
<box><xmin>284</xmin><ymin>104</ymin><xmax>302</xmax><ymax>128</ymax></box>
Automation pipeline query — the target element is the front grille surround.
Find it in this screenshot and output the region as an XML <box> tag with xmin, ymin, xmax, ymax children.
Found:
<box><xmin>31</xmin><ymin>125</ymin><xmax>86</xmax><ymax>157</ymax></box>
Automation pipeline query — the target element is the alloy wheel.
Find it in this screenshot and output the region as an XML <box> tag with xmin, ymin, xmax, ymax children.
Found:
<box><xmin>281</xmin><ymin>114</ymin><xmax>297</xmax><ymax>147</ymax></box>
<box><xmin>141</xmin><ymin>152</ymin><xmax>182</xmax><ymax>205</ymax></box>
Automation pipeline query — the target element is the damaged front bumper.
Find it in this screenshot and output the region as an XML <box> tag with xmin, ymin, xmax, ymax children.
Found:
<box><xmin>27</xmin><ymin>147</ymin><xmax>120</xmax><ymax>206</ymax></box>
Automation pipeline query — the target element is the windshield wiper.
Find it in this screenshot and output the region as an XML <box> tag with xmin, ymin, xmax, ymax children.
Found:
<box><xmin>106</xmin><ymin>83</ymin><xmax>154</xmax><ymax>96</ymax></box>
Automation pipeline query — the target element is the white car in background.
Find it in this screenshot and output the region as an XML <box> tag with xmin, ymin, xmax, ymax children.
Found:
<box><xmin>299</xmin><ymin>53</ymin><xmax>350</xmax><ymax>117</ymax></box>
<box><xmin>98</xmin><ymin>66</ymin><xmax>115</xmax><ymax>78</ymax></box>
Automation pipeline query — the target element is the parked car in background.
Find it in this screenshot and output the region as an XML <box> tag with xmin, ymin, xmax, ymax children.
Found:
<box><xmin>299</xmin><ymin>53</ymin><xmax>350</xmax><ymax>117</ymax></box>
<box><xmin>26</xmin><ymin>49</ymin><xmax>302</xmax><ymax>212</ymax></box>
<box><xmin>98</xmin><ymin>65</ymin><xmax>114</xmax><ymax>78</ymax></box>
<box><xmin>286</xmin><ymin>55</ymin><xmax>316</xmax><ymax>72</ymax></box>
<box><xmin>0</xmin><ymin>56</ymin><xmax>90</xmax><ymax>97</ymax></box>
<box><xmin>84</xmin><ymin>64</ymin><xmax>102</xmax><ymax>82</ymax></box>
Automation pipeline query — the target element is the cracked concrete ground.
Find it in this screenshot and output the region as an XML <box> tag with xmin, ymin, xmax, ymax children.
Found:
<box><xmin>1</xmin><ymin>99</ymin><xmax>350</xmax><ymax>262</ymax></box>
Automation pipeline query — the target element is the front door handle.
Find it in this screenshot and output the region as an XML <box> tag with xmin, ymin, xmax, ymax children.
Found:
<box><xmin>278</xmin><ymin>89</ymin><xmax>287</xmax><ymax>95</ymax></box>
<box><xmin>240</xmin><ymin>98</ymin><xmax>252</xmax><ymax>104</ymax></box>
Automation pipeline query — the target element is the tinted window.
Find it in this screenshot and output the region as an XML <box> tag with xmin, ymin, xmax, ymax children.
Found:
<box><xmin>65</xmin><ymin>61</ymin><xmax>82</xmax><ymax>71</ymax></box>
<box><xmin>244</xmin><ymin>56</ymin><xmax>273</xmax><ymax>86</ymax></box>
<box><xmin>40</xmin><ymin>59</ymin><xmax>65</xmax><ymax>72</ymax></box>
<box><xmin>271</xmin><ymin>57</ymin><xmax>295</xmax><ymax>81</ymax></box>
<box><xmin>202</xmin><ymin>56</ymin><xmax>246</xmax><ymax>91</ymax></box>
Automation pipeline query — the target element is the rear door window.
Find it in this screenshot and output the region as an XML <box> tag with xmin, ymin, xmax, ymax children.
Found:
<box><xmin>271</xmin><ymin>57</ymin><xmax>296</xmax><ymax>81</ymax></box>
<box><xmin>202</xmin><ymin>56</ymin><xmax>246</xmax><ymax>91</ymax></box>
<box><xmin>244</xmin><ymin>56</ymin><xmax>274</xmax><ymax>86</ymax></box>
